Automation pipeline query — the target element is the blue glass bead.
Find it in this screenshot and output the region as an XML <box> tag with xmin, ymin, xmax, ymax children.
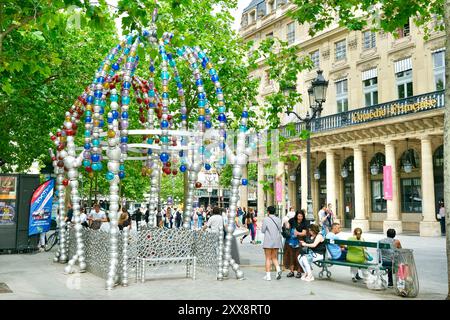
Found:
<box><xmin>149</xmin><ymin>90</ymin><xmax>155</xmax><ymax>97</ymax></box>
<box><xmin>179</xmin><ymin>151</ymin><xmax>184</xmax><ymax>157</ymax></box>
<box><xmin>99</xmin><ymin>120</ymin><xmax>104</xmax><ymax>128</ymax></box>
<box><xmin>120</xmin><ymin>136</ymin><xmax>128</xmax><ymax>143</ymax></box>
<box><xmin>174</xmin><ymin>76</ymin><xmax>181</xmax><ymax>83</ymax></box>
<box><xmin>92</xmin><ymin>139</ymin><xmax>100</xmax><ymax>147</ymax></box>
<box><xmin>91</xmin><ymin>154</ymin><xmax>100</xmax><ymax>162</ymax></box>
<box><xmin>124</xmin><ymin>48</ymin><xmax>130</xmax><ymax>55</ymax></box>
<box><xmin>101</xmin><ymin>99</ymin><xmax>106</xmax><ymax>107</ymax></box>
<box><xmin>198</xmin><ymin>52</ymin><xmax>205</xmax><ymax>59</ymax></box>
<box><xmin>242</xmin><ymin>111</ymin><xmax>249</xmax><ymax>118</ymax></box>
<box><xmin>94</xmin><ymin>98</ymin><xmax>102</xmax><ymax>106</ymax></box>
<box><xmin>201</xmin><ymin>60</ymin><xmax>207</xmax><ymax>69</ymax></box>
<box><xmin>150</xmin><ymin>66</ymin><xmax>155</xmax><ymax>73</ymax></box>
<box><xmin>112</xmin><ymin>63</ymin><xmax>120</xmax><ymax>71</ymax></box>
<box><xmin>205</xmin><ymin>163</ymin><xmax>211</xmax><ymax>171</ymax></box>
<box><xmin>218</xmin><ymin>113</ymin><xmax>226</xmax><ymax>122</ymax></box>
<box><xmin>87</xmin><ymin>96</ymin><xmax>94</xmax><ymax>103</ymax></box>
<box><xmin>99</xmin><ymin>107</ymin><xmax>104</xmax><ymax>115</ymax></box>
<box><xmin>118</xmin><ymin>171</ymin><xmax>125</xmax><ymax>179</ymax></box>
<box><xmin>240</xmin><ymin>125</ymin><xmax>247</xmax><ymax>132</ymax></box>
<box><xmin>180</xmin><ymin>165</ymin><xmax>187</xmax><ymax>173</ymax></box>
<box><xmin>160</xmin><ymin>153</ymin><xmax>170</xmax><ymax>163</ymax></box>
<box><xmin>91</xmin><ymin>163</ymin><xmax>99</xmax><ymax>171</ymax></box>
<box><xmin>162</xmin><ymin>92</ymin><xmax>169</xmax><ymax>99</ymax></box>
<box><xmin>211</xmin><ymin>74</ymin><xmax>219</xmax><ymax>82</ymax></box>
<box><xmin>97</xmin><ymin>163</ymin><xmax>103</xmax><ymax>171</ymax></box>
<box><xmin>177</xmin><ymin>82</ymin><xmax>183</xmax><ymax>88</ymax></box>
<box><xmin>205</xmin><ymin>108</ymin><xmax>210</xmax><ymax>114</ymax></box>
<box><xmin>122</xmin><ymin>96</ymin><xmax>130</xmax><ymax>105</ymax></box>
<box><xmin>110</xmin><ymin>94</ymin><xmax>118</xmax><ymax>102</ymax></box>
<box><xmin>147</xmin><ymin>138</ymin><xmax>153</xmax><ymax>144</ymax></box>
<box><xmin>85</xmin><ymin>111</ymin><xmax>92</xmax><ymax>117</ymax></box>
<box><xmin>116</xmin><ymin>44</ymin><xmax>122</xmax><ymax>50</ymax></box>
<box><xmin>127</xmin><ymin>56</ymin><xmax>135</xmax><ymax>63</ymax></box>
<box><xmin>149</xmin><ymin>103</ymin><xmax>156</xmax><ymax>108</ymax></box>
<box><xmin>209</xmin><ymin>68</ymin><xmax>217</xmax><ymax>76</ymax></box>
<box><xmin>147</xmin><ymin>149</ymin><xmax>152</xmax><ymax>155</ymax></box>
<box><xmin>199</xmin><ymin>146</ymin><xmax>205</xmax><ymax>154</ymax></box>
<box><xmin>242</xmin><ymin>179</ymin><xmax>248</xmax><ymax>186</ymax></box>
<box><xmin>219</xmin><ymin>106</ymin><xmax>226</xmax><ymax>113</ymax></box>
<box><xmin>122</xmin><ymin>111</ymin><xmax>129</xmax><ymax>119</ymax></box>
<box><xmin>216</xmin><ymin>88</ymin><xmax>223</xmax><ymax>94</ymax></box>
<box><xmin>112</xmin><ymin>110</ymin><xmax>119</xmax><ymax>119</ymax></box>
<box><xmin>161</xmin><ymin>136</ymin><xmax>169</xmax><ymax>143</ymax></box>
<box><xmin>220</xmin><ymin>142</ymin><xmax>226</xmax><ymax>149</ymax></box>
<box><xmin>195</xmin><ymin>79</ymin><xmax>203</xmax><ymax>86</ymax></box>
<box><xmin>181</xmin><ymin>115</ymin><xmax>187</xmax><ymax>120</ymax></box>
<box><xmin>127</xmin><ymin>35</ymin><xmax>133</xmax><ymax>44</ymax></box>
<box><xmin>202</xmin><ymin>57</ymin><xmax>209</xmax><ymax>64</ymax></box>
<box><xmin>205</xmin><ymin>121</ymin><xmax>212</xmax><ymax>129</ymax></box>
<box><xmin>205</xmin><ymin>150</ymin><xmax>212</xmax><ymax>158</ymax></box>
<box><xmin>176</xmin><ymin>48</ymin><xmax>185</xmax><ymax>56</ymax></box>
<box><xmin>119</xmin><ymin>164</ymin><xmax>125</xmax><ymax>171</ymax></box>
<box><xmin>198</xmin><ymin>92</ymin><xmax>206</xmax><ymax>100</ymax></box>
<box><xmin>223</xmin><ymin>132</ymin><xmax>227</xmax><ymax>139</ymax></box>
<box><xmin>198</xmin><ymin>115</ymin><xmax>205</xmax><ymax>122</ymax></box>
<box><xmin>94</xmin><ymin>90</ymin><xmax>102</xmax><ymax>99</ymax></box>
<box><xmin>143</xmin><ymin>29</ymin><xmax>149</xmax><ymax>37</ymax></box>
<box><xmin>84</xmin><ymin>130</ymin><xmax>91</xmax><ymax>137</ymax></box>
<box><xmin>220</xmin><ymin>157</ymin><xmax>227</xmax><ymax>165</ymax></box>
<box><xmin>192</xmin><ymin>63</ymin><xmax>198</xmax><ymax>69</ymax></box>
<box><xmin>167</xmin><ymin>53</ymin><xmax>173</xmax><ymax>60</ymax></box>
<box><xmin>107</xmin><ymin>117</ymin><xmax>113</xmax><ymax>124</ymax></box>
<box><xmin>83</xmin><ymin>159</ymin><xmax>91</xmax><ymax>167</ymax></box>
<box><xmin>84</xmin><ymin>143</ymin><xmax>91</xmax><ymax>150</ymax></box>
<box><xmin>161</xmin><ymin>71</ymin><xmax>169</xmax><ymax>80</ymax></box>
<box><xmin>123</xmin><ymin>81</ymin><xmax>131</xmax><ymax>89</ymax></box>
<box><xmin>161</xmin><ymin>120</ymin><xmax>169</xmax><ymax>128</ymax></box>
<box><xmin>169</xmin><ymin>60</ymin><xmax>176</xmax><ymax>67</ymax></box>
<box><xmin>106</xmin><ymin>172</ymin><xmax>115</xmax><ymax>180</ymax></box>
<box><xmin>198</xmin><ymin>100</ymin><xmax>206</xmax><ymax>107</ymax></box>
<box><xmin>85</xmin><ymin>116</ymin><xmax>92</xmax><ymax>123</ymax></box>
<box><xmin>96</xmin><ymin>77</ymin><xmax>105</xmax><ymax>84</ymax></box>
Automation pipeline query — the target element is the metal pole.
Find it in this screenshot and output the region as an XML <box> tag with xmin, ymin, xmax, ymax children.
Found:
<box><xmin>306</xmin><ymin>120</ymin><xmax>314</xmax><ymax>224</ymax></box>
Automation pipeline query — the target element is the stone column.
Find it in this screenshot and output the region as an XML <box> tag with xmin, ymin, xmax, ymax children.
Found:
<box><xmin>238</xmin><ymin>164</ymin><xmax>248</xmax><ymax>210</ymax></box>
<box><xmin>419</xmin><ymin>136</ymin><xmax>441</xmax><ymax>236</ymax></box>
<box><xmin>384</xmin><ymin>141</ymin><xmax>403</xmax><ymax>234</ymax></box>
<box><xmin>287</xmin><ymin>165</ymin><xmax>297</xmax><ymax>210</ymax></box>
<box><xmin>276</xmin><ymin>161</ymin><xmax>286</xmax><ymax>219</ymax></box>
<box><xmin>257</xmin><ymin>161</ymin><xmax>265</xmax><ymax>223</ymax></box>
<box><xmin>326</xmin><ymin>150</ymin><xmax>337</xmax><ymax>214</ymax></box>
<box><xmin>300</xmin><ymin>152</ymin><xmax>308</xmax><ymax>211</ymax></box>
<box><xmin>352</xmin><ymin>146</ymin><xmax>370</xmax><ymax>232</ymax></box>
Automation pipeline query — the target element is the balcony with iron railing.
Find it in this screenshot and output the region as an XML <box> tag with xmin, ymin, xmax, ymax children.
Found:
<box><xmin>281</xmin><ymin>90</ymin><xmax>445</xmax><ymax>138</ymax></box>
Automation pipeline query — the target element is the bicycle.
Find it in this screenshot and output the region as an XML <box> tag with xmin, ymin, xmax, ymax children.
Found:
<box><xmin>44</xmin><ymin>228</ymin><xmax>59</xmax><ymax>252</ymax></box>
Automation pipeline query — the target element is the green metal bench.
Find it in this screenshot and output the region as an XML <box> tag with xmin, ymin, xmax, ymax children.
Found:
<box><xmin>313</xmin><ymin>239</ymin><xmax>392</xmax><ymax>279</ymax></box>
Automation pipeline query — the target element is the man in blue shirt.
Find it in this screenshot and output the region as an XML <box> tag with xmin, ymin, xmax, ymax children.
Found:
<box><xmin>325</xmin><ymin>223</ymin><xmax>347</xmax><ymax>260</ymax></box>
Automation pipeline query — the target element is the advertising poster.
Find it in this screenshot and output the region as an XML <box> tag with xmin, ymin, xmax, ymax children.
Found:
<box><xmin>0</xmin><ymin>176</ymin><xmax>17</xmax><ymax>225</ymax></box>
<box><xmin>29</xmin><ymin>179</ymin><xmax>55</xmax><ymax>236</ymax></box>
<box><xmin>275</xmin><ymin>179</ymin><xmax>282</xmax><ymax>203</ymax></box>
<box><xmin>383</xmin><ymin>165</ymin><xmax>393</xmax><ymax>200</ymax></box>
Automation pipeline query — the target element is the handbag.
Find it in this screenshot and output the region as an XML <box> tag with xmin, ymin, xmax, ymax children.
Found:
<box><xmin>281</xmin><ymin>226</ymin><xmax>291</xmax><ymax>239</ymax></box>
<box><xmin>364</xmin><ymin>250</ymin><xmax>373</xmax><ymax>262</ymax></box>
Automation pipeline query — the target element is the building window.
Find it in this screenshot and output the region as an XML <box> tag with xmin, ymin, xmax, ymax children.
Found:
<box><xmin>363</xmin><ymin>77</ymin><xmax>378</xmax><ymax>106</ymax></box>
<box><xmin>362</xmin><ymin>31</ymin><xmax>376</xmax><ymax>50</ymax></box>
<box><xmin>396</xmin><ymin>69</ymin><xmax>413</xmax><ymax>98</ymax></box>
<box><xmin>249</xmin><ymin>11</ymin><xmax>256</xmax><ymax>24</ymax></box>
<box><xmin>287</xmin><ymin>22</ymin><xmax>295</xmax><ymax>45</ymax></box>
<box><xmin>265</xmin><ymin>71</ymin><xmax>273</xmax><ymax>86</ymax></box>
<box><xmin>268</xmin><ymin>0</ymin><xmax>276</xmax><ymax>13</ymax></box>
<box><xmin>335</xmin><ymin>40</ymin><xmax>347</xmax><ymax>61</ymax></box>
<box><xmin>266</xmin><ymin>32</ymin><xmax>274</xmax><ymax>39</ymax></box>
<box><xmin>310</xmin><ymin>50</ymin><xmax>320</xmax><ymax>69</ymax></box>
<box><xmin>371</xmin><ymin>180</ymin><xmax>387</xmax><ymax>212</ymax></box>
<box><xmin>433</xmin><ymin>50</ymin><xmax>445</xmax><ymax>90</ymax></box>
<box><xmin>401</xmin><ymin>178</ymin><xmax>422</xmax><ymax>213</ymax></box>
<box><xmin>336</xmin><ymin>79</ymin><xmax>348</xmax><ymax>113</ymax></box>
<box><xmin>398</xmin><ymin>21</ymin><xmax>410</xmax><ymax>38</ymax></box>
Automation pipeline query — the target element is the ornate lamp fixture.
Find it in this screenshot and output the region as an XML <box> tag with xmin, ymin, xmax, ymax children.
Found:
<box><xmin>341</xmin><ymin>147</ymin><xmax>349</xmax><ymax>178</ymax></box>
<box><xmin>370</xmin><ymin>143</ymin><xmax>379</xmax><ymax>175</ymax></box>
<box><xmin>403</xmin><ymin>138</ymin><xmax>413</xmax><ymax>173</ymax></box>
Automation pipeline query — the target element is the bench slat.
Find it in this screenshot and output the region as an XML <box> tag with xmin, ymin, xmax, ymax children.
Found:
<box><xmin>323</xmin><ymin>239</ymin><xmax>391</xmax><ymax>249</ymax></box>
<box><xmin>320</xmin><ymin>260</ymin><xmax>386</xmax><ymax>269</ymax></box>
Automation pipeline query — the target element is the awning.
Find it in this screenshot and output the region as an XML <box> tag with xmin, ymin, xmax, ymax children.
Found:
<box><xmin>394</xmin><ymin>57</ymin><xmax>412</xmax><ymax>74</ymax></box>
<box><xmin>362</xmin><ymin>68</ymin><xmax>378</xmax><ymax>81</ymax></box>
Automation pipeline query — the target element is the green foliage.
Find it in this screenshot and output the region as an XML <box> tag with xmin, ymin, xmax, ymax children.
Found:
<box><xmin>253</xmin><ymin>37</ymin><xmax>314</xmax><ymax>129</ymax></box>
<box><xmin>289</xmin><ymin>0</ymin><xmax>444</xmax><ymax>38</ymax></box>
<box><xmin>160</xmin><ymin>172</ymin><xmax>184</xmax><ymax>203</ymax></box>
<box><xmin>0</xmin><ymin>0</ymin><xmax>117</xmax><ymax>172</ymax></box>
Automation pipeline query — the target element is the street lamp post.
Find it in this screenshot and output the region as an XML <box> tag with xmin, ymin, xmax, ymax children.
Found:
<box><xmin>284</xmin><ymin>70</ymin><xmax>328</xmax><ymax>223</ymax></box>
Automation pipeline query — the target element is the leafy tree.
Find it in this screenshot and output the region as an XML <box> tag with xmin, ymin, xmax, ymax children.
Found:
<box><xmin>289</xmin><ymin>0</ymin><xmax>450</xmax><ymax>299</ymax></box>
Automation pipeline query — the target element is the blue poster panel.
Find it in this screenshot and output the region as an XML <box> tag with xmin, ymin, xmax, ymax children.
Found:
<box><xmin>29</xmin><ymin>179</ymin><xmax>55</xmax><ymax>236</ymax></box>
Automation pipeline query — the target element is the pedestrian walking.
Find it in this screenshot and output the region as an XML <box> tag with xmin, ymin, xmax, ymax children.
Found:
<box><xmin>438</xmin><ymin>200</ymin><xmax>445</xmax><ymax>236</ymax></box>
<box><xmin>261</xmin><ymin>206</ymin><xmax>282</xmax><ymax>281</ymax></box>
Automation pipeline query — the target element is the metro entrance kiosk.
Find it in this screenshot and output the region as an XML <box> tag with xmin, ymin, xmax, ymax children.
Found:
<box><xmin>0</xmin><ymin>174</ymin><xmax>40</xmax><ymax>251</ymax></box>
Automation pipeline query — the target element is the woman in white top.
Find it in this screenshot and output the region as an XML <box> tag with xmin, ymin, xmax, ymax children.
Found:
<box><xmin>202</xmin><ymin>207</ymin><xmax>223</xmax><ymax>233</ymax></box>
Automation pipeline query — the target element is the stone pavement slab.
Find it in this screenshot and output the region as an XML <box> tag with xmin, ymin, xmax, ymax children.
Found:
<box><xmin>0</xmin><ymin>231</ymin><xmax>447</xmax><ymax>300</ymax></box>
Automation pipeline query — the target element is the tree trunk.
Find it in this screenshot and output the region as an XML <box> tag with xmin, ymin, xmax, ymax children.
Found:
<box><xmin>444</xmin><ymin>0</ymin><xmax>450</xmax><ymax>300</ymax></box>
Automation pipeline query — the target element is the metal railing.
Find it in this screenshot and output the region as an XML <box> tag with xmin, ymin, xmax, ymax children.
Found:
<box><xmin>281</xmin><ymin>90</ymin><xmax>445</xmax><ymax>138</ymax></box>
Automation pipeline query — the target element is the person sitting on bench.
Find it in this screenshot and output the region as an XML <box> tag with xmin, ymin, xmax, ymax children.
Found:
<box><xmin>325</xmin><ymin>223</ymin><xmax>347</xmax><ymax>260</ymax></box>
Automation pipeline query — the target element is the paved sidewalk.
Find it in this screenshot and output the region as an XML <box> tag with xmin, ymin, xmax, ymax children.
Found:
<box><xmin>0</xmin><ymin>231</ymin><xmax>447</xmax><ymax>300</ymax></box>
